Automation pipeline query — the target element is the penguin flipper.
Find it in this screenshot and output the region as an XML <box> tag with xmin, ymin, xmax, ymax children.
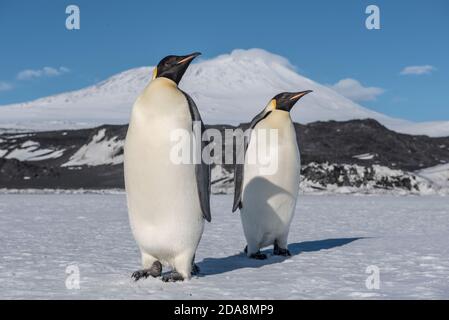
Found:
<box><xmin>232</xmin><ymin>162</ymin><xmax>244</xmax><ymax>212</ymax></box>
<box><xmin>181</xmin><ymin>90</ymin><xmax>212</xmax><ymax>222</ymax></box>
<box><xmin>232</xmin><ymin>109</ymin><xmax>272</xmax><ymax>213</ymax></box>
<box><xmin>196</xmin><ymin>156</ymin><xmax>212</xmax><ymax>222</ymax></box>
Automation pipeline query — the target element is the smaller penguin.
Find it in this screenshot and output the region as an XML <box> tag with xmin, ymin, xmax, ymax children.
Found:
<box><xmin>233</xmin><ymin>91</ymin><xmax>312</xmax><ymax>259</ymax></box>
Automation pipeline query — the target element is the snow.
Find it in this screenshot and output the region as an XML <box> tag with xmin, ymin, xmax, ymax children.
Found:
<box><xmin>21</xmin><ymin>141</ymin><xmax>37</xmax><ymax>148</ymax></box>
<box><xmin>211</xmin><ymin>166</ymin><xmax>234</xmax><ymax>194</ymax></box>
<box><xmin>5</xmin><ymin>134</ymin><xmax>32</xmax><ymax>139</ymax></box>
<box><xmin>0</xmin><ymin>49</ymin><xmax>448</xmax><ymax>136</ymax></box>
<box><xmin>353</xmin><ymin>153</ymin><xmax>375</xmax><ymax>160</ymax></box>
<box><xmin>417</xmin><ymin>164</ymin><xmax>449</xmax><ymax>188</ymax></box>
<box><xmin>2</xmin><ymin>140</ymin><xmax>65</xmax><ymax>161</ymax></box>
<box><xmin>297</xmin><ymin>162</ymin><xmax>445</xmax><ymax>196</ymax></box>
<box><xmin>30</xmin><ymin>150</ymin><xmax>65</xmax><ymax>161</ymax></box>
<box><xmin>62</xmin><ymin>129</ymin><xmax>124</xmax><ymax>167</ymax></box>
<box><xmin>1</xmin><ymin>193</ymin><xmax>448</xmax><ymax>299</ymax></box>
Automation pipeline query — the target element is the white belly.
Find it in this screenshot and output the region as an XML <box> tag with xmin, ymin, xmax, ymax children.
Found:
<box><xmin>241</xmin><ymin>112</ymin><xmax>300</xmax><ymax>249</ymax></box>
<box><xmin>124</xmin><ymin>82</ymin><xmax>203</xmax><ymax>266</ymax></box>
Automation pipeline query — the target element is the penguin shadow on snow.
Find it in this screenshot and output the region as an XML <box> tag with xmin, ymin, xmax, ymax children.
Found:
<box><xmin>197</xmin><ymin>177</ymin><xmax>367</xmax><ymax>276</ymax></box>
<box><xmin>197</xmin><ymin>237</ymin><xmax>367</xmax><ymax>277</ymax></box>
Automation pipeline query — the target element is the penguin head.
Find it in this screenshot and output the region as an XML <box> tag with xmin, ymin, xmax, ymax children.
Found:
<box><xmin>268</xmin><ymin>90</ymin><xmax>313</xmax><ymax>112</ymax></box>
<box><xmin>152</xmin><ymin>52</ymin><xmax>201</xmax><ymax>84</ymax></box>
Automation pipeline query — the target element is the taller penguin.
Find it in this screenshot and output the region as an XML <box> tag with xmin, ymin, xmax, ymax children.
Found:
<box><xmin>233</xmin><ymin>91</ymin><xmax>312</xmax><ymax>259</ymax></box>
<box><xmin>125</xmin><ymin>53</ymin><xmax>211</xmax><ymax>282</ymax></box>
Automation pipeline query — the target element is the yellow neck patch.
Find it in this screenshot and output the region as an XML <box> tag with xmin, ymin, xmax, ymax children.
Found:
<box><xmin>152</xmin><ymin>67</ymin><xmax>158</xmax><ymax>80</ymax></box>
<box><xmin>267</xmin><ymin>99</ymin><xmax>277</xmax><ymax>111</ymax></box>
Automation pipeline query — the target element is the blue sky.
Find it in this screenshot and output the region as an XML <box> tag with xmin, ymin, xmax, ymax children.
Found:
<box><xmin>0</xmin><ymin>0</ymin><xmax>448</xmax><ymax>121</ymax></box>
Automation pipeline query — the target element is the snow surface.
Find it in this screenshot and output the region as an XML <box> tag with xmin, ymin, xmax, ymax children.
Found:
<box><xmin>1</xmin><ymin>193</ymin><xmax>448</xmax><ymax>299</ymax></box>
<box><xmin>299</xmin><ymin>163</ymin><xmax>446</xmax><ymax>196</ymax></box>
<box><xmin>0</xmin><ymin>49</ymin><xmax>448</xmax><ymax>136</ymax></box>
<box><xmin>417</xmin><ymin>164</ymin><xmax>449</xmax><ymax>189</ymax></box>
<box><xmin>62</xmin><ymin>129</ymin><xmax>124</xmax><ymax>167</ymax></box>
<box><xmin>209</xmin><ymin>162</ymin><xmax>448</xmax><ymax>196</ymax></box>
<box><xmin>1</xmin><ymin>140</ymin><xmax>65</xmax><ymax>161</ymax></box>
<box><xmin>353</xmin><ymin>153</ymin><xmax>375</xmax><ymax>160</ymax></box>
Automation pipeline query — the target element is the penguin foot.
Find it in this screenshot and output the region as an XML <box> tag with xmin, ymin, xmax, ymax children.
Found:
<box><xmin>273</xmin><ymin>244</ymin><xmax>291</xmax><ymax>257</ymax></box>
<box><xmin>162</xmin><ymin>271</ymin><xmax>184</xmax><ymax>282</ymax></box>
<box><xmin>249</xmin><ymin>251</ymin><xmax>267</xmax><ymax>260</ymax></box>
<box><xmin>191</xmin><ymin>263</ymin><xmax>200</xmax><ymax>276</ymax></box>
<box><xmin>131</xmin><ymin>270</ymin><xmax>149</xmax><ymax>281</ymax></box>
<box><xmin>131</xmin><ymin>261</ymin><xmax>162</xmax><ymax>281</ymax></box>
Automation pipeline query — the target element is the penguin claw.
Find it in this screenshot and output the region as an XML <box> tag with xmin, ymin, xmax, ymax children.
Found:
<box><xmin>273</xmin><ymin>246</ymin><xmax>291</xmax><ymax>257</ymax></box>
<box><xmin>131</xmin><ymin>269</ymin><xmax>149</xmax><ymax>281</ymax></box>
<box><xmin>131</xmin><ymin>261</ymin><xmax>162</xmax><ymax>281</ymax></box>
<box><xmin>162</xmin><ymin>271</ymin><xmax>184</xmax><ymax>282</ymax></box>
<box><xmin>249</xmin><ymin>252</ymin><xmax>267</xmax><ymax>260</ymax></box>
<box><xmin>245</xmin><ymin>246</ymin><xmax>267</xmax><ymax>260</ymax></box>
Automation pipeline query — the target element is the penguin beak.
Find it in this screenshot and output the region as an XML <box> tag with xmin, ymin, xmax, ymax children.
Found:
<box><xmin>177</xmin><ymin>52</ymin><xmax>201</xmax><ymax>65</ymax></box>
<box><xmin>289</xmin><ymin>90</ymin><xmax>313</xmax><ymax>102</ymax></box>
<box><xmin>275</xmin><ymin>90</ymin><xmax>313</xmax><ymax>112</ymax></box>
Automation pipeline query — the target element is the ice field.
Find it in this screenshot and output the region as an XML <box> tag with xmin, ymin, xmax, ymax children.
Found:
<box><xmin>1</xmin><ymin>193</ymin><xmax>448</xmax><ymax>299</ymax></box>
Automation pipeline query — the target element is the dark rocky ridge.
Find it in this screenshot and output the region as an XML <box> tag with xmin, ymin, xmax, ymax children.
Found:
<box><xmin>0</xmin><ymin>119</ymin><xmax>448</xmax><ymax>190</ymax></box>
<box><xmin>297</xmin><ymin>119</ymin><xmax>449</xmax><ymax>171</ymax></box>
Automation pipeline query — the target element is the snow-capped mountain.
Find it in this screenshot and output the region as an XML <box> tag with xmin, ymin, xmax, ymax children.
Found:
<box><xmin>0</xmin><ymin>49</ymin><xmax>448</xmax><ymax>136</ymax></box>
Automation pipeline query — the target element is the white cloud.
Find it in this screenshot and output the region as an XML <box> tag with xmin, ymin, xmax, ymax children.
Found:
<box><xmin>17</xmin><ymin>66</ymin><xmax>70</xmax><ymax>80</ymax></box>
<box><xmin>400</xmin><ymin>65</ymin><xmax>435</xmax><ymax>75</ymax></box>
<box><xmin>0</xmin><ymin>81</ymin><xmax>13</xmax><ymax>92</ymax></box>
<box><xmin>328</xmin><ymin>78</ymin><xmax>384</xmax><ymax>102</ymax></box>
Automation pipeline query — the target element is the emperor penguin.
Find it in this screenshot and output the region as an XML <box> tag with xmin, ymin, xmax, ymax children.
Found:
<box><xmin>232</xmin><ymin>91</ymin><xmax>312</xmax><ymax>259</ymax></box>
<box><xmin>124</xmin><ymin>52</ymin><xmax>211</xmax><ymax>282</ymax></box>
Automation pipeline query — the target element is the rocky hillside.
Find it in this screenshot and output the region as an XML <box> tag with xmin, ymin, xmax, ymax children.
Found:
<box><xmin>1</xmin><ymin>119</ymin><xmax>449</xmax><ymax>194</ymax></box>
